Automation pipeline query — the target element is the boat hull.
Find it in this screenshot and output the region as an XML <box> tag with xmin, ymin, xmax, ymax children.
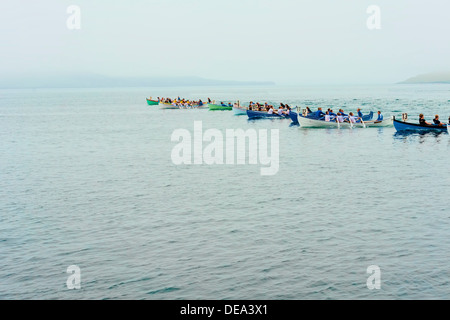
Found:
<box><xmin>208</xmin><ymin>104</ymin><xmax>232</xmax><ymax>111</ymax></box>
<box><xmin>393</xmin><ymin>118</ymin><xmax>448</xmax><ymax>132</ymax></box>
<box><xmin>297</xmin><ymin>115</ymin><xmax>393</xmax><ymax>128</ymax></box>
<box><xmin>159</xmin><ymin>102</ymin><xmax>179</xmax><ymax>109</ymax></box>
<box><xmin>159</xmin><ymin>102</ymin><xmax>205</xmax><ymax>109</ymax></box>
<box><xmin>146</xmin><ymin>99</ymin><xmax>159</xmax><ymax>105</ymax></box>
<box><xmin>247</xmin><ymin>110</ymin><xmax>290</xmax><ymax>119</ymax></box>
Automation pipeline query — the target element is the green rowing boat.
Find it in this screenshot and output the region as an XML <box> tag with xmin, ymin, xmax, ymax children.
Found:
<box><xmin>208</xmin><ymin>104</ymin><xmax>232</xmax><ymax>111</ymax></box>
<box><xmin>146</xmin><ymin>98</ymin><xmax>159</xmax><ymax>106</ymax></box>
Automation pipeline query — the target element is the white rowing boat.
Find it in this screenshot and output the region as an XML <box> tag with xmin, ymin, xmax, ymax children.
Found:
<box><xmin>297</xmin><ymin>115</ymin><xmax>393</xmax><ymax>128</ymax></box>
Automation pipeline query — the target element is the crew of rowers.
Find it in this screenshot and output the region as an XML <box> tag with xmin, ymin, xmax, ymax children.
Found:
<box><xmin>158</xmin><ymin>97</ymin><xmax>204</xmax><ymax>108</ymax></box>
<box><xmin>306</xmin><ymin>107</ymin><xmax>383</xmax><ymax>123</ymax></box>
<box><xmin>248</xmin><ymin>102</ymin><xmax>292</xmax><ymax>115</ymax></box>
<box><xmin>419</xmin><ymin>114</ymin><xmax>449</xmax><ymax>127</ymax></box>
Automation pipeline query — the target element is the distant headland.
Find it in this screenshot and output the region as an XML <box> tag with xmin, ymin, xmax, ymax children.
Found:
<box><xmin>399</xmin><ymin>72</ymin><xmax>450</xmax><ymax>84</ymax></box>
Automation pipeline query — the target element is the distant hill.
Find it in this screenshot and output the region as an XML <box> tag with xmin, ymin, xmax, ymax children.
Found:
<box><xmin>399</xmin><ymin>72</ymin><xmax>450</xmax><ymax>84</ymax></box>
<box><xmin>0</xmin><ymin>75</ymin><xmax>275</xmax><ymax>89</ymax></box>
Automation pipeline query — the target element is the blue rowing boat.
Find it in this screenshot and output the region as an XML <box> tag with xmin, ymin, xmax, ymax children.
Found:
<box><xmin>303</xmin><ymin>110</ymin><xmax>374</xmax><ymax>121</ymax></box>
<box><xmin>247</xmin><ymin>110</ymin><xmax>290</xmax><ymax>119</ymax></box>
<box><xmin>393</xmin><ymin>117</ymin><xmax>448</xmax><ymax>133</ymax></box>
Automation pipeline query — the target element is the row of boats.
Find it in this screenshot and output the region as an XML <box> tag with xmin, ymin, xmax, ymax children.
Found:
<box><xmin>146</xmin><ymin>97</ymin><xmax>449</xmax><ymax>133</ymax></box>
<box><xmin>146</xmin><ymin>97</ymin><xmax>234</xmax><ymax>110</ymax></box>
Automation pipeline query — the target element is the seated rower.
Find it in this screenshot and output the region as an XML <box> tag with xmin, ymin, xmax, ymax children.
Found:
<box><xmin>339</xmin><ymin>108</ymin><xmax>348</xmax><ymax>117</ymax></box>
<box><xmin>336</xmin><ymin>112</ymin><xmax>345</xmax><ymax>123</ymax></box>
<box><xmin>317</xmin><ymin>107</ymin><xmax>325</xmax><ymax>118</ymax></box>
<box><xmin>357</xmin><ymin>108</ymin><xmax>363</xmax><ymax>118</ymax></box>
<box><xmin>329</xmin><ymin>109</ymin><xmax>337</xmax><ymax>116</ymax></box>
<box><xmin>347</xmin><ymin>112</ymin><xmax>358</xmax><ymax>123</ymax></box>
<box><xmin>376</xmin><ymin>111</ymin><xmax>383</xmax><ymax>122</ymax></box>
<box><xmin>228</xmin><ymin>103</ymin><xmax>232</xmax><ymax>107</ymax></box>
<box><xmin>419</xmin><ymin>114</ymin><xmax>431</xmax><ymax>125</ymax></box>
<box><xmin>277</xmin><ymin>106</ymin><xmax>284</xmax><ymax>116</ymax></box>
<box><xmin>306</xmin><ymin>107</ymin><xmax>312</xmax><ymax>114</ymax></box>
<box><xmin>324</xmin><ymin>111</ymin><xmax>331</xmax><ymax>122</ymax></box>
<box><xmin>433</xmin><ymin>115</ymin><xmax>446</xmax><ymax>126</ymax></box>
<box><xmin>221</xmin><ymin>102</ymin><xmax>226</xmax><ymax>106</ymax></box>
<box><xmin>284</xmin><ymin>106</ymin><xmax>291</xmax><ymax>115</ymax></box>
<box><xmin>267</xmin><ymin>106</ymin><xmax>274</xmax><ymax>115</ymax></box>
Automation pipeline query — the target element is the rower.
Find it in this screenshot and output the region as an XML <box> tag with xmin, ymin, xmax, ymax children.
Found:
<box><xmin>277</xmin><ymin>106</ymin><xmax>284</xmax><ymax>116</ymax></box>
<box><xmin>357</xmin><ymin>108</ymin><xmax>363</xmax><ymax>118</ymax></box>
<box><xmin>221</xmin><ymin>102</ymin><xmax>226</xmax><ymax>106</ymax></box>
<box><xmin>419</xmin><ymin>114</ymin><xmax>431</xmax><ymax>125</ymax></box>
<box><xmin>348</xmin><ymin>112</ymin><xmax>357</xmax><ymax>123</ymax></box>
<box><xmin>324</xmin><ymin>111</ymin><xmax>331</xmax><ymax>122</ymax></box>
<box><xmin>433</xmin><ymin>115</ymin><xmax>446</xmax><ymax>126</ymax></box>
<box><xmin>317</xmin><ymin>107</ymin><xmax>325</xmax><ymax>118</ymax></box>
<box><xmin>336</xmin><ymin>112</ymin><xmax>345</xmax><ymax>123</ymax></box>
<box><xmin>376</xmin><ymin>111</ymin><xmax>383</xmax><ymax>121</ymax></box>
<box><xmin>284</xmin><ymin>106</ymin><xmax>291</xmax><ymax>115</ymax></box>
<box><xmin>267</xmin><ymin>106</ymin><xmax>274</xmax><ymax>114</ymax></box>
<box><xmin>339</xmin><ymin>108</ymin><xmax>348</xmax><ymax>117</ymax></box>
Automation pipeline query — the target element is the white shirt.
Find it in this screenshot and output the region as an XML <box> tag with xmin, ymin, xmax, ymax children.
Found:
<box><xmin>325</xmin><ymin>115</ymin><xmax>331</xmax><ymax>122</ymax></box>
<box><xmin>268</xmin><ymin>109</ymin><xmax>274</xmax><ymax>114</ymax></box>
<box><xmin>277</xmin><ymin>109</ymin><xmax>283</xmax><ymax>115</ymax></box>
<box><xmin>349</xmin><ymin>116</ymin><xmax>356</xmax><ymax>123</ymax></box>
<box><xmin>337</xmin><ymin>115</ymin><xmax>344</xmax><ymax>123</ymax></box>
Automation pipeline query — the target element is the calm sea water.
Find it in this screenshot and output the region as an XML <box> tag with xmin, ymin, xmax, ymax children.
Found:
<box><xmin>1</xmin><ymin>85</ymin><xmax>449</xmax><ymax>300</ymax></box>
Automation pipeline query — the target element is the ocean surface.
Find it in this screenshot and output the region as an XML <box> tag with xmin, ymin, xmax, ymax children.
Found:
<box><xmin>1</xmin><ymin>84</ymin><xmax>449</xmax><ymax>300</ymax></box>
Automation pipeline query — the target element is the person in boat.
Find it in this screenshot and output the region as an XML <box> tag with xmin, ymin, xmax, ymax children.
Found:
<box><xmin>324</xmin><ymin>111</ymin><xmax>331</xmax><ymax>122</ymax></box>
<box><xmin>329</xmin><ymin>109</ymin><xmax>337</xmax><ymax>117</ymax></box>
<box><xmin>277</xmin><ymin>106</ymin><xmax>284</xmax><ymax>116</ymax></box>
<box><xmin>284</xmin><ymin>106</ymin><xmax>291</xmax><ymax>115</ymax></box>
<box><xmin>317</xmin><ymin>107</ymin><xmax>325</xmax><ymax>118</ymax></box>
<box><xmin>347</xmin><ymin>112</ymin><xmax>358</xmax><ymax>123</ymax></box>
<box><xmin>357</xmin><ymin>108</ymin><xmax>363</xmax><ymax>118</ymax></box>
<box><xmin>339</xmin><ymin>108</ymin><xmax>348</xmax><ymax>117</ymax></box>
<box><xmin>336</xmin><ymin>112</ymin><xmax>345</xmax><ymax>123</ymax></box>
<box><xmin>419</xmin><ymin>114</ymin><xmax>432</xmax><ymax>125</ymax></box>
<box><xmin>306</xmin><ymin>107</ymin><xmax>312</xmax><ymax>114</ymax></box>
<box><xmin>376</xmin><ymin>111</ymin><xmax>383</xmax><ymax>122</ymax></box>
<box><xmin>267</xmin><ymin>106</ymin><xmax>275</xmax><ymax>115</ymax></box>
<box><xmin>198</xmin><ymin>100</ymin><xmax>203</xmax><ymax>106</ymax></box>
<box><xmin>433</xmin><ymin>115</ymin><xmax>446</xmax><ymax>126</ymax></box>
<box><xmin>228</xmin><ymin>102</ymin><xmax>232</xmax><ymax>107</ymax></box>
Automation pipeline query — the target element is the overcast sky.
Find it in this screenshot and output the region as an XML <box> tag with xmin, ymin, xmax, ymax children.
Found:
<box><xmin>1</xmin><ymin>0</ymin><xmax>450</xmax><ymax>85</ymax></box>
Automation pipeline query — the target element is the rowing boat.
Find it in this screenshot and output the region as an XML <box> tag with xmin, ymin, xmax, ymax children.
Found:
<box><xmin>247</xmin><ymin>110</ymin><xmax>290</xmax><ymax>119</ymax></box>
<box><xmin>208</xmin><ymin>104</ymin><xmax>232</xmax><ymax>111</ymax></box>
<box><xmin>159</xmin><ymin>102</ymin><xmax>180</xmax><ymax>109</ymax></box>
<box><xmin>296</xmin><ymin>114</ymin><xmax>392</xmax><ymax>128</ymax></box>
<box><xmin>159</xmin><ymin>101</ymin><xmax>206</xmax><ymax>109</ymax></box>
<box><xmin>393</xmin><ymin>117</ymin><xmax>448</xmax><ymax>133</ymax></box>
<box><xmin>302</xmin><ymin>110</ymin><xmax>374</xmax><ymax>121</ymax></box>
<box><xmin>146</xmin><ymin>98</ymin><xmax>159</xmax><ymax>105</ymax></box>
